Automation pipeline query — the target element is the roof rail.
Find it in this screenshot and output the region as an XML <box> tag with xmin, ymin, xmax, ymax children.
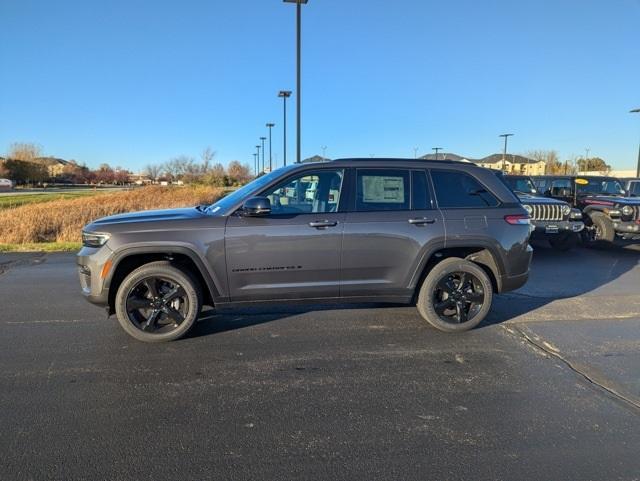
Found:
<box><xmin>333</xmin><ymin>157</ymin><xmax>472</xmax><ymax>165</ymax></box>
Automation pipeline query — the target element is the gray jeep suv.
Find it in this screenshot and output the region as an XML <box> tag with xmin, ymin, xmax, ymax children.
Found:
<box><xmin>77</xmin><ymin>159</ymin><xmax>533</xmax><ymax>342</ymax></box>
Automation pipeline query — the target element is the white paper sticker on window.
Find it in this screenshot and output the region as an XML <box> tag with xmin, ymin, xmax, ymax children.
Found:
<box><xmin>362</xmin><ymin>176</ymin><xmax>404</xmax><ymax>203</ymax></box>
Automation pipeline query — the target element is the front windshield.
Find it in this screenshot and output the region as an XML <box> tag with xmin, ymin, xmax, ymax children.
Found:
<box><xmin>576</xmin><ymin>178</ymin><xmax>625</xmax><ymax>196</ymax></box>
<box><xmin>504</xmin><ymin>177</ymin><xmax>537</xmax><ymax>195</ymax></box>
<box><xmin>205</xmin><ymin>166</ymin><xmax>296</xmax><ymax>215</ymax></box>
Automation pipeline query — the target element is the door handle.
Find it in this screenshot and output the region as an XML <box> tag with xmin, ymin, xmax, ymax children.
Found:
<box><xmin>408</xmin><ymin>217</ymin><xmax>436</xmax><ymax>225</ymax></box>
<box><xmin>308</xmin><ymin>220</ymin><xmax>338</xmax><ymax>228</ymax></box>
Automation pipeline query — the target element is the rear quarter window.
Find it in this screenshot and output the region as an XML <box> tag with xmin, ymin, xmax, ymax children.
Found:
<box><xmin>431</xmin><ymin>170</ymin><xmax>499</xmax><ymax>208</ymax></box>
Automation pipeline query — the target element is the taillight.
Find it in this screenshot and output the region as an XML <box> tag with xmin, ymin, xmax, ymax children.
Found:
<box><xmin>504</xmin><ymin>214</ymin><xmax>531</xmax><ymax>225</ymax></box>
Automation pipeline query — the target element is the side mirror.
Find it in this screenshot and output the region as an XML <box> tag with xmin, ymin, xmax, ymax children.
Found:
<box><xmin>242</xmin><ymin>197</ymin><xmax>271</xmax><ymax>216</ymax></box>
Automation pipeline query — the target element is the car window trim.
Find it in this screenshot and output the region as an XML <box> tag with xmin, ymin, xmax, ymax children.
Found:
<box><xmin>252</xmin><ymin>167</ymin><xmax>347</xmax><ymax>217</ymax></box>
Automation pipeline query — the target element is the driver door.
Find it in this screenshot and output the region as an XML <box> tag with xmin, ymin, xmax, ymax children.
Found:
<box><xmin>225</xmin><ymin>168</ymin><xmax>346</xmax><ymax>302</ymax></box>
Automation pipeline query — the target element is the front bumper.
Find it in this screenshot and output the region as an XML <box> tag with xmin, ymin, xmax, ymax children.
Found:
<box><xmin>76</xmin><ymin>245</ymin><xmax>113</xmax><ymax>306</ymax></box>
<box><xmin>613</xmin><ymin>220</ymin><xmax>640</xmax><ymax>240</ymax></box>
<box><xmin>530</xmin><ymin>220</ymin><xmax>584</xmax><ymax>238</ymax></box>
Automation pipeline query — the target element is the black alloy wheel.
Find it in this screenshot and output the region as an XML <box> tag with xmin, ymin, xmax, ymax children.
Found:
<box><xmin>433</xmin><ymin>272</ymin><xmax>485</xmax><ymax>324</ymax></box>
<box><xmin>126</xmin><ymin>276</ymin><xmax>189</xmax><ymax>334</ymax></box>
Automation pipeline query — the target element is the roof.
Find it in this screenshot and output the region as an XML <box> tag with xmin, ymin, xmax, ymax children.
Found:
<box><xmin>479</xmin><ymin>154</ymin><xmax>542</xmax><ymax>165</ymax></box>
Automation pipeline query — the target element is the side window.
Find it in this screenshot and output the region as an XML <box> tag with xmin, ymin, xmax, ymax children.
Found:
<box><xmin>431</xmin><ymin>170</ymin><xmax>499</xmax><ymax>208</ymax></box>
<box><xmin>631</xmin><ymin>182</ymin><xmax>640</xmax><ymax>196</ymax></box>
<box><xmin>356</xmin><ymin>169</ymin><xmax>410</xmax><ymax>211</ymax></box>
<box><xmin>550</xmin><ymin>179</ymin><xmax>572</xmax><ymax>196</ymax></box>
<box><xmin>412</xmin><ymin>170</ymin><xmax>431</xmax><ymax>210</ymax></box>
<box><xmin>261</xmin><ymin>169</ymin><xmax>344</xmax><ymax>214</ymax></box>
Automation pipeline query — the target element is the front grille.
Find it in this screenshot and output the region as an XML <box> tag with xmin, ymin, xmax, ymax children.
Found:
<box><xmin>529</xmin><ymin>204</ymin><xmax>564</xmax><ymax>221</ymax></box>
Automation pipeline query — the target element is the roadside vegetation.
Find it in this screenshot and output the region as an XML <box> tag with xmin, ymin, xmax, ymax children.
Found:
<box><xmin>0</xmin><ymin>185</ymin><xmax>224</xmax><ymax>246</ymax></box>
<box><xmin>0</xmin><ymin>190</ymin><xmax>109</xmax><ymax>210</ymax></box>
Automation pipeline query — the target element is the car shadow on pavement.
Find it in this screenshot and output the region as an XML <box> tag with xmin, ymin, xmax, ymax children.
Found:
<box><xmin>186</xmin><ymin>241</ymin><xmax>640</xmax><ymax>339</ymax></box>
<box><xmin>481</xmin><ymin>241</ymin><xmax>640</xmax><ymax>327</ymax></box>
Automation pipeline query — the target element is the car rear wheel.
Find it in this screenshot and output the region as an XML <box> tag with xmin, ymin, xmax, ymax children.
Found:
<box><xmin>115</xmin><ymin>261</ymin><xmax>202</xmax><ymax>342</ymax></box>
<box><xmin>416</xmin><ymin>257</ymin><xmax>493</xmax><ymax>332</ymax></box>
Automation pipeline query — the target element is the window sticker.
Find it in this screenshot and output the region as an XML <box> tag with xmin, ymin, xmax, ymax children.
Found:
<box><xmin>362</xmin><ymin>176</ymin><xmax>405</xmax><ymax>203</ymax></box>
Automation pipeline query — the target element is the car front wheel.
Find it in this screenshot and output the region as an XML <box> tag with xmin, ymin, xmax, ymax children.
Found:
<box><xmin>114</xmin><ymin>261</ymin><xmax>202</xmax><ymax>342</ymax></box>
<box><xmin>417</xmin><ymin>257</ymin><xmax>493</xmax><ymax>332</ymax></box>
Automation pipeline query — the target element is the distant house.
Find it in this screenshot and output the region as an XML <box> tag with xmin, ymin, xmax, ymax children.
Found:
<box><xmin>476</xmin><ymin>154</ymin><xmax>546</xmax><ymax>175</ymax></box>
<box><xmin>302</xmin><ymin>155</ymin><xmax>330</xmax><ymax>163</ymax></box>
<box><xmin>34</xmin><ymin>157</ymin><xmax>70</xmax><ymax>178</ymax></box>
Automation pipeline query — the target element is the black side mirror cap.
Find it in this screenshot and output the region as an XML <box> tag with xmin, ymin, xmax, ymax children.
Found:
<box><xmin>242</xmin><ymin>197</ymin><xmax>271</xmax><ymax>216</ymax></box>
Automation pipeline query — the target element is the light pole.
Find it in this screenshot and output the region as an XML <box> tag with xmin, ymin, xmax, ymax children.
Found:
<box><xmin>256</xmin><ymin>145</ymin><xmax>261</xmax><ymax>174</ymax></box>
<box><xmin>321</xmin><ymin>145</ymin><xmax>327</xmax><ymax>159</ymax></box>
<box><xmin>432</xmin><ymin>147</ymin><xmax>443</xmax><ymax>160</ymax></box>
<box><xmin>266</xmin><ymin>123</ymin><xmax>275</xmax><ymax>172</ymax></box>
<box><xmin>499</xmin><ymin>133</ymin><xmax>514</xmax><ymax>172</ymax></box>
<box><xmin>283</xmin><ymin>0</ymin><xmax>309</xmax><ymax>163</ymax></box>
<box><xmin>278</xmin><ymin>90</ymin><xmax>292</xmax><ymax>166</ymax></box>
<box><xmin>260</xmin><ymin>137</ymin><xmax>266</xmax><ymax>173</ymax></box>
<box><xmin>253</xmin><ymin>152</ymin><xmax>258</xmax><ymax>176</ymax></box>
<box><xmin>413</xmin><ymin>147</ymin><xmax>419</xmax><ymax>159</ymax></box>
<box><xmin>631</xmin><ymin>109</ymin><xmax>640</xmax><ymax>177</ymax></box>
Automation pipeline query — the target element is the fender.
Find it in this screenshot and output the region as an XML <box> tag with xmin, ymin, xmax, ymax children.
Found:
<box><xmin>105</xmin><ymin>243</ymin><xmax>222</xmax><ymax>300</ymax></box>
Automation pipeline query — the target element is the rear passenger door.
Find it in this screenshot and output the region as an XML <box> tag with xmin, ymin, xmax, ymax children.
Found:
<box><xmin>340</xmin><ymin>168</ymin><xmax>445</xmax><ymax>299</ymax></box>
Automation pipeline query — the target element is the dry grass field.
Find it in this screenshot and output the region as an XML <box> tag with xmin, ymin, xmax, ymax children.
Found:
<box><xmin>0</xmin><ymin>185</ymin><xmax>224</xmax><ymax>245</ymax></box>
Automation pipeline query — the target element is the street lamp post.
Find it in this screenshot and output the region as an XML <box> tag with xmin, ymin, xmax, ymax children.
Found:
<box><xmin>256</xmin><ymin>145</ymin><xmax>261</xmax><ymax>174</ymax></box>
<box><xmin>321</xmin><ymin>145</ymin><xmax>327</xmax><ymax>159</ymax></box>
<box><xmin>432</xmin><ymin>147</ymin><xmax>443</xmax><ymax>160</ymax></box>
<box><xmin>631</xmin><ymin>108</ymin><xmax>640</xmax><ymax>177</ymax></box>
<box><xmin>283</xmin><ymin>0</ymin><xmax>309</xmax><ymax>163</ymax></box>
<box><xmin>413</xmin><ymin>147</ymin><xmax>419</xmax><ymax>159</ymax></box>
<box><xmin>499</xmin><ymin>134</ymin><xmax>514</xmax><ymax>172</ymax></box>
<box><xmin>278</xmin><ymin>90</ymin><xmax>292</xmax><ymax>166</ymax></box>
<box><xmin>253</xmin><ymin>152</ymin><xmax>258</xmax><ymax>176</ymax></box>
<box><xmin>266</xmin><ymin>123</ymin><xmax>275</xmax><ymax>172</ymax></box>
<box><xmin>260</xmin><ymin>137</ymin><xmax>266</xmax><ymax>173</ymax></box>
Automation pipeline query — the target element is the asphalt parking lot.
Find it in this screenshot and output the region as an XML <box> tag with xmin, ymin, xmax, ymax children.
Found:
<box><xmin>1</xmin><ymin>243</ymin><xmax>639</xmax><ymax>481</ymax></box>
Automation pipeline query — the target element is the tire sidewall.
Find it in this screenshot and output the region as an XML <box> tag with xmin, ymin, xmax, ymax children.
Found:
<box><xmin>417</xmin><ymin>258</ymin><xmax>493</xmax><ymax>332</ymax></box>
<box><xmin>115</xmin><ymin>262</ymin><xmax>202</xmax><ymax>342</ymax></box>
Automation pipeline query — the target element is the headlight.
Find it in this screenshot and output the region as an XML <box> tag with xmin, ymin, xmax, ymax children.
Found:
<box><xmin>562</xmin><ymin>205</ymin><xmax>571</xmax><ymax>216</ymax></box>
<box><xmin>523</xmin><ymin>204</ymin><xmax>533</xmax><ymax>215</ymax></box>
<box><xmin>82</xmin><ymin>231</ymin><xmax>110</xmax><ymax>248</ymax></box>
<box><xmin>622</xmin><ymin>205</ymin><xmax>634</xmax><ymax>217</ymax></box>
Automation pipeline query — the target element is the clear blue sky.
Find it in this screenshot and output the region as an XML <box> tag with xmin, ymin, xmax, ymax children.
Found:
<box><xmin>1</xmin><ymin>0</ymin><xmax>639</xmax><ymax>171</ymax></box>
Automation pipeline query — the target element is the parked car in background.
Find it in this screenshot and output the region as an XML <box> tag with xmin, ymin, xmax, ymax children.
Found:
<box><xmin>0</xmin><ymin>178</ymin><xmax>13</xmax><ymax>191</ymax></box>
<box><xmin>532</xmin><ymin>175</ymin><xmax>640</xmax><ymax>245</ymax></box>
<box><xmin>499</xmin><ymin>174</ymin><xmax>583</xmax><ymax>250</ymax></box>
<box><xmin>77</xmin><ymin>158</ymin><xmax>533</xmax><ymax>342</ymax></box>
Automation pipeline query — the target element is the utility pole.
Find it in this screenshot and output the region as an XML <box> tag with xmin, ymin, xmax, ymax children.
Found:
<box><xmin>432</xmin><ymin>147</ymin><xmax>443</xmax><ymax>160</ymax></box>
<box><xmin>260</xmin><ymin>137</ymin><xmax>266</xmax><ymax>173</ymax></box>
<box><xmin>266</xmin><ymin>123</ymin><xmax>275</xmax><ymax>172</ymax></box>
<box><xmin>278</xmin><ymin>91</ymin><xmax>292</xmax><ymax>166</ymax></box>
<box><xmin>413</xmin><ymin>147</ymin><xmax>419</xmax><ymax>159</ymax></box>
<box><xmin>256</xmin><ymin>145</ymin><xmax>261</xmax><ymax>174</ymax></box>
<box><xmin>630</xmin><ymin>108</ymin><xmax>640</xmax><ymax>177</ymax></box>
<box><xmin>499</xmin><ymin>134</ymin><xmax>514</xmax><ymax>172</ymax></box>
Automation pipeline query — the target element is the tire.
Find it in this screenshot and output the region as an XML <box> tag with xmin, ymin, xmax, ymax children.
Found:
<box><xmin>585</xmin><ymin>212</ymin><xmax>615</xmax><ymax>246</ymax></box>
<box><xmin>114</xmin><ymin>261</ymin><xmax>202</xmax><ymax>342</ymax></box>
<box><xmin>416</xmin><ymin>257</ymin><xmax>493</xmax><ymax>332</ymax></box>
<box><xmin>548</xmin><ymin>232</ymin><xmax>578</xmax><ymax>251</ymax></box>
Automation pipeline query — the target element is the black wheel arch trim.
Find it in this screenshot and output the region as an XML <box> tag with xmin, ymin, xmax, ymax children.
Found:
<box><xmin>105</xmin><ymin>244</ymin><xmax>221</xmax><ymax>300</ymax></box>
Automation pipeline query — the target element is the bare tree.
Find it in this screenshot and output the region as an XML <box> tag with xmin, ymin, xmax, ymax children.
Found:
<box><xmin>144</xmin><ymin>164</ymin><xmax>162</xmax><ymax>183</ymax></box>
<box><xmin>200</xmin><ymin>147</ymin><xmax>216</xmax><ymax>174</ymax></box>
<box><xmin>227</xmin><ymin>160</ymin><xmax>251</xmax><ymax>185</ymax></box>
<box><xmin>8</xmin><ymin>142</ymin><xmax>42</xmax><ymax>162</ymax></box>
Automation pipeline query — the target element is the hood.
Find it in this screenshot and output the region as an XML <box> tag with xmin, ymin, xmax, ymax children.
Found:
<box><xmin>86</xmin><ymin>207</ymin><xmax>206</xmax><ymax>230</ymax></box>
<box><xmin>588</xmin><ymin>195</ymin><xmax>640</xmax><ymax>205</ymax></box>
<box><xmin>517</xmin><ymin>194</ymin><xmax>567</xmax><ymax>206</ymax></box>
